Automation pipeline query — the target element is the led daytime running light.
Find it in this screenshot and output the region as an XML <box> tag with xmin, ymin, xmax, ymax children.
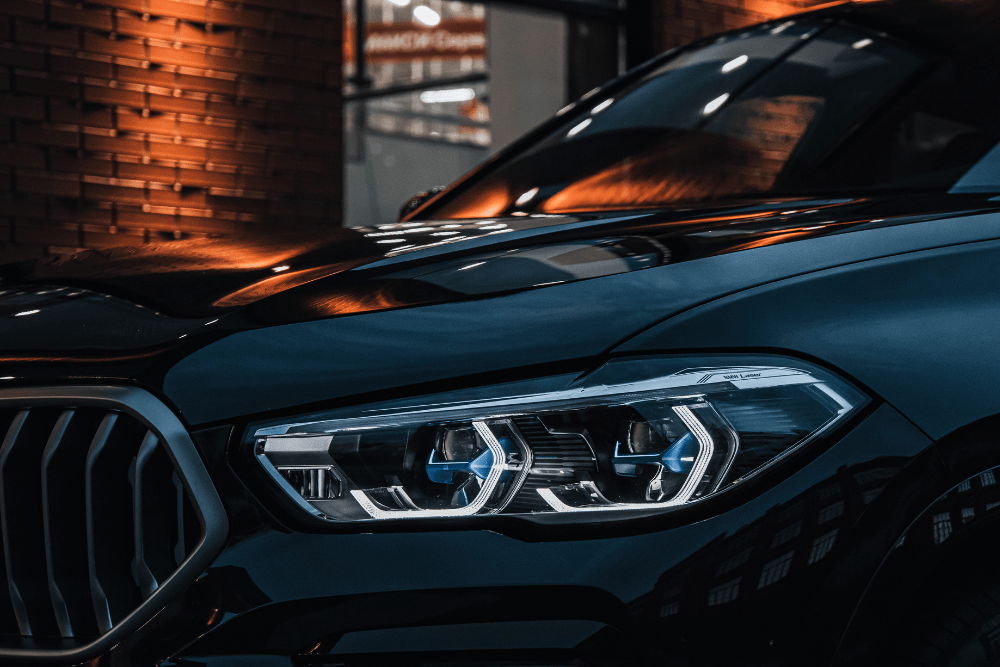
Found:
<box><xmin>349</xmin><ymin>421</ymin><xmax>513</xmax><ymax>519</ymax></box>
<box><xmin>252</xmin><ymin>358</ymin><xmax>867</xmax><ymax>524</ymax></box>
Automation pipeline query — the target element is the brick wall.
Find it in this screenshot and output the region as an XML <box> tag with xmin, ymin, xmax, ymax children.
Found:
<box><xmin>653</xmin><ymin>0</ymin><xmax>831</xmax><ymax>53</ymax></box>
<box><xmin>0</xmin><ymin>0</ymin><xmax>342</xmax><ymax>263</ymax></box>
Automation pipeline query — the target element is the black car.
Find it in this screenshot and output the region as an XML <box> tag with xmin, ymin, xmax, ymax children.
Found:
<box><xmin>3</xmin><ymin>0</ymin><xmax>1000</xmax><ymax>665</ymax></box>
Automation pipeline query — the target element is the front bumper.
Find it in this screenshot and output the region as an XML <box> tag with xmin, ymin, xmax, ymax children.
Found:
<box><xmin>121</xmin><ymin>403</ymin><xmax>939</xmax><ymax>667</ymax></box>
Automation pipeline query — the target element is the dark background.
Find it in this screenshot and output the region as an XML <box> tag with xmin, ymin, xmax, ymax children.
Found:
<box><xmin>0</xmin><ymin>0</ymin><xmax>827</xmax><ymax>263</ymax></box>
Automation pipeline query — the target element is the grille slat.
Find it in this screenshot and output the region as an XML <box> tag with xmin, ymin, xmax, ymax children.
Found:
<box><xmin>90</xmin><ymin>416</ymin><xmax>143</xmax><ymax>627</ymax></box>
<box><xmin>84</xmin><ymin>412</ymin><xmax>118</xmax><ymax>635</ymax></box>
<box><xmin>0</xmin><ymin>412</ymin><xmax>18</xmax><ymax>637</ymax></box>
<box><xmin>1</xmin><ymin>408</ymin><xmax>66</xmax><ymax>638</ymax></box>
<box><xmin>129</xmin><ymin>432</ymin><xmax>161</xmax><ymax>600</ymax></box>
<box><xmin>45</xmin><ymin>409</ymin><xmax>103</xmax><ymax>640</ymax></box>
<box><xmin>0</xmin><ymin>386</ymin><xmax>227</xmax><ymax>664</ymax></box>
<box><xmin>0</xmin><ymin>410</ymin><xmax>31</xmax><ymax>636</ymax></box>
<box><xmin>40</xmin><ymin>410</ymin><xmax>75</xmax><ymax>637</ymax></box>
<box><xmin>141</xmin><ymin>446</ymin><xmax>184</xmax><ymax>588</ymax></box>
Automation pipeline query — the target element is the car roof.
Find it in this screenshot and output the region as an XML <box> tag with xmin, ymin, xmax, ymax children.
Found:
<box><xmin>806</xmin><ymin>0</ymin><xmax>1000</xmax><ymax>56</ymax></box>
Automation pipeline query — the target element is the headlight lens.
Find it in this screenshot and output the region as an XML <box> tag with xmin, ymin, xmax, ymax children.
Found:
<box><xmin>252</xmin><ymin>356</ymin><xmax>866</xmax><ymax>523</ymax></box>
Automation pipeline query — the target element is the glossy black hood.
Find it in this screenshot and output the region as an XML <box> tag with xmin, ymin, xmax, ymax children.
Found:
<box><xmin>2</xmin><ymin>195</ymin><xmax>996</xmax><ymax>341</ymax></box>
<box><xmin>2</xmin><ymin>194</ymin><xmax>999</xmax><ymax>427</ymax></box>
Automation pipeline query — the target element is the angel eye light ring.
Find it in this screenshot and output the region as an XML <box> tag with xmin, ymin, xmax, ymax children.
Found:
<box><xmin>535</xmin><ymin>404</ymin><xmax>717</xmax><ymax>512</ymax></box>
<box><xmin>349</xmin><ymin>420</ymin><xmax>526</xmax><ymax>519</ymax></box>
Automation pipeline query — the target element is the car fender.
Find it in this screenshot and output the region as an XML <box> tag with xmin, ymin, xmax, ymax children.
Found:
<box><xmin>832</xmin><ymin>432</ymin><xmax>1000</xmax><ymax>665</ymax></box>
<box><xmin>616</xmin><ymin>238</ymin><xmax>1000</xmax><ymax>442</ymax></box>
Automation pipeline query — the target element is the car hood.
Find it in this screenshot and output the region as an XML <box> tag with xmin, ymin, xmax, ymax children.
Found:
<box><xmin>2</xmin><ymin>195</ymin><xmax>990</xmax><ymax>339</ymax></box>
<box><xmin>2</xmin><ymin>194</ymin><xmax>999</xmax><ymax>425</ymax></box>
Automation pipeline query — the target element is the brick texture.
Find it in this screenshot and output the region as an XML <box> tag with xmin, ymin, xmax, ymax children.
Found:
<box><xmin>0</xmin><ymin>0</ymin><xmax>341</xmax><ymax>262</ymax></box>
<box><xmin>653</xmin><ymin>0</ymin><xmax>831</xmax><ymax>53</ymax></box>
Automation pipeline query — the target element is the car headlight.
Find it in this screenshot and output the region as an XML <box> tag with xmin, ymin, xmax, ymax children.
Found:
<box><xmin>251</xmin><ymin>355</ymin><xmax>866</xmax><ymax>523</ymax></box>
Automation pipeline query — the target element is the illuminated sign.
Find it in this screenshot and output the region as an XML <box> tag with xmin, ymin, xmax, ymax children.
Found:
<box><xmin>345</xmin><ymin>19</ymin><xmax>487</xmax><ymax>62</ymax></box>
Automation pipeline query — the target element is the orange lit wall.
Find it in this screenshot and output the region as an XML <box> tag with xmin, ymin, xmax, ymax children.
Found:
<box><xmin>653</xmin><ymin>0</ymin><xmax>834</xmax><ymax>52</ymax></box>
<box><xmin>0</xmin><ymin>0</ymin><xmax>342</xmax><ymax>262</ymax></box>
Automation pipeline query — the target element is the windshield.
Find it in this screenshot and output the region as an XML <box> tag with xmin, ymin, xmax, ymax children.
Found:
<box><xmin>422</xmin><ymin>18</ymin><xmax>1000</xmax><ymax>219</ymax></box>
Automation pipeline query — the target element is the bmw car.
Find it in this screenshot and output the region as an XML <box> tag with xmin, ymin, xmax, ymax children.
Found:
<box><xmin>2</xmin><ymin>0</ymin><xmax>1000</xmax><ymax>665</ymax></box>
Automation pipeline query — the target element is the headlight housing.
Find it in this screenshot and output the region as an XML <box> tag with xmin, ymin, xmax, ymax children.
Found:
<box><xmin>251</xmin><ymin>355</ymin><xmax>866</xmax><ymax>524</ymax></box>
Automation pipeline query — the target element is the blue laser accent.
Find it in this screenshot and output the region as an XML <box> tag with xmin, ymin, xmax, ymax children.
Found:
<box><xmin>425</xmin><ymin>435</ymin><xmax>516</xmax><ymax>484</ymax></box>
<box><xmin>612</xmin><ymin>432</ymin><xmax>697</xmax><ymax>476</ymax></box>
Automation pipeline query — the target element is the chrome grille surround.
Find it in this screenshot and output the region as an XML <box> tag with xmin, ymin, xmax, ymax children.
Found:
<box><xmin>0</xmin><ymin>386</ymin><xmax>228</xmax><ymax>663</ymax></box>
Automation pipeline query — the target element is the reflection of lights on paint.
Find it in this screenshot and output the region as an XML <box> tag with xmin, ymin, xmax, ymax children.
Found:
<box><xmin>420</xmin><ymin>88</ymin><xmax>476</xmax><ymax>103</ymax></box>
<box><xmin>556</xmin><ymin>102</ymin><xmax>576</xmax><ymax>116</ymax></box>
<box><xmin>441</xmin><ymin>224</ymin><xmax>462</xmax><ymax>228</ymax></box>
<box><xmin>459</xmin><ymin>262</ymin><xmax>486</xmax><ymax>271</ymax></box>
<box><xmin>378</xmin><ymin>239</ymin><xmax>408</xmax><ymax>244</ymax></box>
<box><xmin>770</xmin><ymin>20</ymin><xmax>794</xmax><ymax>34</ymax></box>
<box><xmin>205</xmin><ymin>319</ymin><xmax>219</xmax><ymax>326</ymax></box>
<box><xmin>431</xmin><ymin>231</ymin><xmax>461</xmax><ymax>236</ymax></box>
<box><xmin>852</xmin><ymin>38</ymin><xmax>873</xmax><ymax>49</ymax></box>
<box><xmin>581</xmin><ymin>87</ymin><xmax>601</xmax><ymax>100</ymax></box>
<box><xmin>378</xmin><ymin>226</ymin><xmax>432</xmax><ymax>233</ymax></box>
<box><xmin>721</xmin><ymin>55</ymin><xmax>748</xmax><ymax>73</ymax></box>
<box><xmin>272</xmin><ymin>265</ymin><xmax>290</xmax><ymax>272</ymax></box>
<box><xmin>567</xmin><ymin>118</ymin><xmax>592</xmax><ymax>137</ymax></box>
<box><xmin>515</xmin><ymin>188</ymin><xmax>539</xmax><ymax>206</ymax></box>
<box><xmin>0</xmin><ymin>377</ymin><xmax>14</xmax><ymax>380</ymax></box>
<box><xmin>413</xmin><ymin>5</ymin><xmax>440</xmax><ymax>25</ymax></box>
<box><xmin>387</xmin><ymin>0</ymin><xmax>410</xmax><ymax>6</ymax></box>
<box><xmin>391</xmin><ymin>234</ymin><xmax>467</xmax><ymax>254</ymax></box>
<box><xmin>13</xmin><ymin>310</ymin><xmax>40</xmax><ymax>317</ymax></box>
<box><xmin>591</xmin><ymin>98</ymin><xmax>613</xmax><ymax>114</ymax></box>
<box><xmin>478</xmin><ymin>224</ymin><xmax>507</xmax><ymax>229</ymax></box>
<box><xmin>703</xmin><ymin>93</ymin><xmax>729</xmax><ymax>115</ymax></box>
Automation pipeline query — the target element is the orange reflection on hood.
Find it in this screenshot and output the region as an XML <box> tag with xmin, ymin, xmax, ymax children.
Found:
<box><xmin>211</xmin><ymin>262</ymin><xmax>359</xmax><ymax>308</ymax></box>
<box><xmin>721</xmin><ymin>217</ymin><xmax>861</xmax><ymax>253</ymax></box>
<box><xmin>297</xmin><ymin>282</ymin><xmax>413</xmax><ymax>318</ymax></box>
<box><xmin>38</xmin><ymin>235</ymin><xmax>341</xmax><ymax>275</ymax></box>
<box><xmin>724</xmin><ymin>229</ymin><xmax>821</xmax><ymax>252</ymax></box>
<box><xmin>431</xmin><ymin>181</ymin><xmax>511</xmax><ymax>220</ymax></box>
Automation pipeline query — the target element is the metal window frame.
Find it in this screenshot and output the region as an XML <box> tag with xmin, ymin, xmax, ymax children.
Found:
<box><xmin>0</xmin><ymin>386</ymin><xmax>228</xmax><ymax>664</ymax></box>
<box><xmin>344</xmin><ymin>0</ymin><xmax>633</xmax><ymax>102</ymax></box>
